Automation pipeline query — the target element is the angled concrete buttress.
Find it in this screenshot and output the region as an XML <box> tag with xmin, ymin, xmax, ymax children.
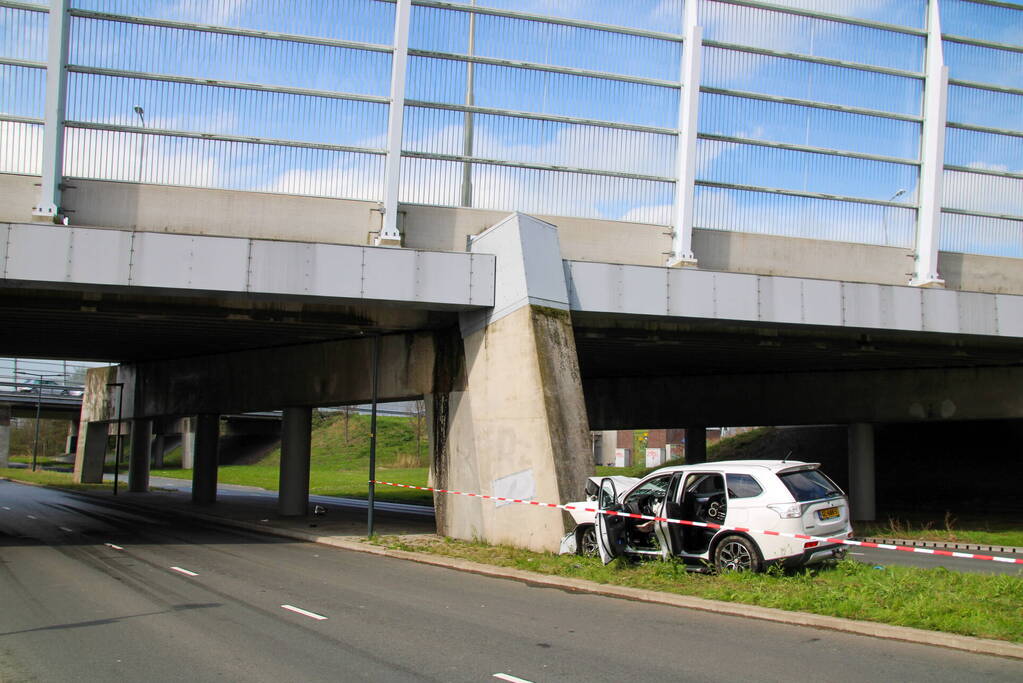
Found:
<box><xmin>430</xmin><ymin>213</ymin><xmax>593</xmax><ymax>552</ymax></box>
<box><xmin>73</xmin><ymin>366</ymin><xmax>123</xmax><ymax>483</ymax></box>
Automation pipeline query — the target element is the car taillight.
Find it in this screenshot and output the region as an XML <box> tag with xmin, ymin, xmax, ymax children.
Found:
<box><xmin>803</xmin><ymin>541</ymin><xmax>819</xmax><ymax>549</ymax></box>
<box><xmin>767</xmin><ymin>502</ymin><xmax>801</xmax><ymax>519</ymax></box>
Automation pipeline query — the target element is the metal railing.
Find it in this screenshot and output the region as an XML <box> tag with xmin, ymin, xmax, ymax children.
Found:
<box><xmin>0</xmin><ymin>0</ymin><xmax>1020</xmax><ymax>263</ymax></box>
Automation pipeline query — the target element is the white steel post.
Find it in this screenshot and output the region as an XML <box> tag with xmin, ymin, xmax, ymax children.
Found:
<box><xmin>911</xmin><ymin>0</ymin><xmax>947</xmax><ymax>288</ymax></box>
<box><xmin>667</xmin><ymin>0</ymin><xmax>701</xmax><ymax>268</ymax></box>
<box><xmin>378</xmin><ymin>0</ymin><xmax>411</xmax><ymax>246</ymax></box>
<box><xmin>32</xmin><ymin>0</ymin><xmax>71</xmax><ymax>224</ymax></box>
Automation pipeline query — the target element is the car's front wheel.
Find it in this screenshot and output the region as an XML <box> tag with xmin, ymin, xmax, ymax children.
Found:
<box><xmin>713</xmin><ymin>535</ymin><xmax>762</xmax><ymax>573</ymax></box>
<box><xmin>576</xmin><ymin>525</ymin><xmax>599</xmax><ymax>557</ymax></box>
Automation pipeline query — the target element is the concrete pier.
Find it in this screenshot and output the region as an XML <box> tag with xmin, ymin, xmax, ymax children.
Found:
<box><xmin>848</xmin><ymin>423</ymin><xmax>876</xmax><ymax>521</ymax></box>
<box><xmin>191</xmin><ymin>414</ymin><xmax>220</xmax><ymax>504</ymax></box>
<box><xmin>279</xmin><ymin>407</ymin><xmax>312</xmax><ymax>517</ymax></box>
<box><xmin>128</xmin><ymin>418</ymin><xmax>152</xmax><ymax>493</ymax></box>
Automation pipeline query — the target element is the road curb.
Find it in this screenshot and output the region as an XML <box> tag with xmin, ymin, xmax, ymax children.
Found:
<box><xmin>859</xmin><ymin>537</ymin><xmax>1022</xmax><ymax>555</ymax></box>
<box><xmin>8</xmin><ymin>480</ymin><xmax>1022</xmax><ymax>662</ymax></box>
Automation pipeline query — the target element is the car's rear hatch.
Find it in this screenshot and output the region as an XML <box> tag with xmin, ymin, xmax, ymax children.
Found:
<box><xmin>777</xmin><ymin>465</ymin><xmax>848</xmax><ymax>536</ymax></box>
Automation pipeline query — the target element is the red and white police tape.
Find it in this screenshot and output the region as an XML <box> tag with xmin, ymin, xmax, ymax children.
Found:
<box><xmin>371</xmin><ymin>480</ymin><xmax>1023</xmax><ymax>565</ymax></box>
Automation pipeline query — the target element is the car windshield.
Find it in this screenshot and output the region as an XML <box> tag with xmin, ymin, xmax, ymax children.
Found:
<box><xmin>779</xmin><ymin>469</ymin><xmax>842</xmax><ymax>501</ymax></box>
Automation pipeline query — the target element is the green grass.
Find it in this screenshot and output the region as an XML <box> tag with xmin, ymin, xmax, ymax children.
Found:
<box><xmin>0</xmin><ymin>468</ymin><xmax>115</xmax><ymax>492</ymax></box>
<box><xmin>262</xmin><ymin>412</ymin><xmax>428</xmax><ymax>470</ymax></box>
<box><xmin>8</xmin><ymin>455</ymin><xmax>73</xmax><ymax>469</ymax></box>
<box><xmin>372</xmin><ymin>535</ymin><xmax>1023</xmax><ymax>643</ymax></box>
<box><xmin>152</xmin><ymin>464</ymin><xmax>433</xmax><ymax>505</ymax></box>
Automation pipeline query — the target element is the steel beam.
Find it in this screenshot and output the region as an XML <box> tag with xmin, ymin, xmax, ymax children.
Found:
<box><xmin>378</xmin><ymin>0</ymin><xmax>411</xmax><ymax>246</ymax></box>
<box><xmin>911</xmin><ymin>0</ymin><xmax>948</xmax><ymax>288</ymax></box>
<box><xmin>32</xmin><ymin>0</ymin><xmax>69</xmax><ymax>223</ymax></box>
<box><xmin>667</xmin><ymin>0</ymin><xmax>701</xmax><ymax>268</ymax></box>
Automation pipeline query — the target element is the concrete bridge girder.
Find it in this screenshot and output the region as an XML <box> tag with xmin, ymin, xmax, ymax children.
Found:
<box><xmin>55</xmin><ymin>206</ymin><xmax>1023</xmax><ymax>547</ymax></box>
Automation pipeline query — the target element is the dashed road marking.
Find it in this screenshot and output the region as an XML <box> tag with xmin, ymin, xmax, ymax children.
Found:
<box><xmin>494</xmin><ymin>674</ymin><xmax>535</xmax><ymax>683</ymax></box>
<box><xmin>281</xmin><ymin>604</ymin><xmax>327</xmax><ymax>621</ymax></box>
<box><xmin>26</xmin><ymin>515</ymin><xmax>37</xmax><ymax>520</ymax></box>
<box><xmin>170</xmin><ymin>566</ymin><xmax>199</xmax><ymax>577</ymax></box>
<box><xmin>105</xmin><ymin>543</ymin><xmax>124</xmax><ymax>550</ymax></box>
<box><xmin>59</xmin><ymin>526</ymin><xmax>74</xmax><ymax>533</ymax></box>
<box><xmin>2</xmin><ymin>506</ymin><xmax>10</xmax><ymax>510</ymax></box>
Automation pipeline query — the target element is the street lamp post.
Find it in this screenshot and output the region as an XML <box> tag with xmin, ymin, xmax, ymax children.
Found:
<box><xmin>882</xmin><ymin>188</ymin><xmax>907</xmax><ymax>246</ymax></box>
<box><xmin>133</xmin><ymin>105</ymin><xmax>146</xmax><ymax>183</ymax></box>
<box><xmin>107</xmin><ymin>382</ymin><xmax>124</xmax><ymax>495</ymax></box>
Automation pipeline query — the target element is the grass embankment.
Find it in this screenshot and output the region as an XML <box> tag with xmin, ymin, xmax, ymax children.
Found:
<box><xmin>374</xmin><ymin>535</ymin><xmax>1023</xmax><ymax>643</ymax></box>
<box><xmin>153</xmin><ymin>412</ymin><xmax>434</xmax><ymax>505</ymax></box>
<box><xmin>856</xmin><ymin>517</ymin><xmax>1023</xmax><ymax>548</ymax></box>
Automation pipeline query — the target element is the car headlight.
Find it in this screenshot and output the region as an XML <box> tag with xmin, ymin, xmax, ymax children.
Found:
<box><xmin>767</xmin><ymin>503</ymin><xmax>802</xmax><ymax>519</ymax></box>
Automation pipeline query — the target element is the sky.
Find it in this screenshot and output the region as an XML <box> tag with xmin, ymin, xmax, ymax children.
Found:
<box><xmin>0</xmin><ymin>0</ymin><xmax>1020</xmax><ymax>257</ymax></box>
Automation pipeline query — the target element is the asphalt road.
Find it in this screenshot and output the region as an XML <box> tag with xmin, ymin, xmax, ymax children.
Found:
<box><xmin>848</xmin><ymin>546</ymin><xmax>1023</xmax><ymax>575</ymax></box>
<box><xmin>1</xmin><ymin>481</ymin><xmax>1020</xmax><ymax>683</ymax></box>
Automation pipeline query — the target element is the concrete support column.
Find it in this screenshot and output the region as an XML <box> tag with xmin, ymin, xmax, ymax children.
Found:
<box><xmin>64</xmin><ymin>419</ymin><xmax>79</xmax><ymax>455</ymax></box>
<box><xmin>180</xmin><ymin>417</ymin><xmax>196</xmax><ymax>469</ymax></box>
<box><xmin>278</xmin><ymin>406</ymin><xmax>312</xmax><ymax>517</ymax></box>
<box><xmin>128</xmin><ymin>419</ymin><xmax>152</xmax><ymax>493</ymax></box>
<box><xmin>191</xmin><ymin>414</ymin><xmax>220</xmax><ymax>504</ymax></box>
<box><xmin>75</xmin><ymin>422</ymin><xmax>108</xmax><ymax>483</ymax></box>
<box><xmin>597</xmin><ymin>430</ymin><xmax>617</xmax><ymax>466</ymax></box>
<box><xmin>848</xmin><ymin>423</ymin><xmax>876</xmax><ymax>521</ymax></box>
<box><xmin>0</xmin><ymin>404</ymin><xmax>10</xmax><ymax>468</ymax></box>
<box><xmin>686</xmin><ymin>426</ymin><xmax>707</xmax><ymax>464</ymax></box>
<box><xmin>150</xmin><ymin>433</ymin><xmax>165</xmax><ymax>469</ymax></box>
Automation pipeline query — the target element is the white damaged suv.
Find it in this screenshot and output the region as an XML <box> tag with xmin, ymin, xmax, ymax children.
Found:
<box><xmin>561</xmin><ymin>460</ymin><xmax>851</xmax><ymax>572</ymax></box>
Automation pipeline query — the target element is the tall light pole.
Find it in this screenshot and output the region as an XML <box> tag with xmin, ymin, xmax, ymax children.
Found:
<box><xmin>460</xmin><ymin>0</ymin><xmax>477</xmax><ymax>208</ymax></box>
<box><xmin>133</xmin><ymin>105</ymin><xmax>146</xmax><ymax>183</ymax></box>
<box><xmin>107</xmin><ymin>381</ymin><xmax>124</xmax><ymax>495</ymax></box>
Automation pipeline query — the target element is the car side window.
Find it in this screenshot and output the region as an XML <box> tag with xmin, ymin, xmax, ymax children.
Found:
<box><xmin>726</xmin><ymin>473</ymin><xmax>763</xmax><ymax>499</ymax></box>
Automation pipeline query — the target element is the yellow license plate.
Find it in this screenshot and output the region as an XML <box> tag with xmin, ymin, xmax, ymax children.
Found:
<box><xmin>818</xmin><ymin>507</ymin><xmax>840</xmax><ymax>521</ymax></box>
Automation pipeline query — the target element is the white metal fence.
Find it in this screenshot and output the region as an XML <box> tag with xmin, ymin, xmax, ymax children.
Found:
<box><xmin>1</xmin><ymin>0</ymin><xmax>1020</xmax><ymax>259</ymax></box>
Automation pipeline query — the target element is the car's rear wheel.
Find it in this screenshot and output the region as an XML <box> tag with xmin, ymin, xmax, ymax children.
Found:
<box><xmin>576</xmin><ymin>525</ymin><xmax>599</xmax><ymax>557</ymax></box>
<box><xmin>713</xmin><ymin>535</ymin><xmax>761</xmax><ymax>573</ymax></box>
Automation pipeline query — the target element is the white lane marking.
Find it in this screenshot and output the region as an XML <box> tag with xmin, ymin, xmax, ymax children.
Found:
<box><xmin>105</xmin><ymin>543</ymin><xmax>124</xmax><ymax>550</ymax></box>
<box><xmin>2</xmin><ymin>506</ymin><xmax>10</xmax><ymax>510</ymax></box>
<box><xmin>849</xmin><ymin>552</ymin><xmax>865</xmax><ymax>556</ymax></box>
<box><xmin>170</xmin><ymin>566</ymin><xmax>199</xmax><ymax>577</ymax></box>
<box><xmin>280</xmin><ymin>604</ymin><xmax>327</xmax><ymax>621</ymax></box>
<box><xmin>494</xmin><ymin>675</ymin><xmax>535</xmax><ymax>683</ymax></box>
<box><xmin>26</xmin><ymin>515</ymin><xmax>37</xmax><ymax>519</ymax></box>
<box><xmin>59</xmin><ymin>526</ymin><xmax>74</xmax><ymax>533</ymax></box>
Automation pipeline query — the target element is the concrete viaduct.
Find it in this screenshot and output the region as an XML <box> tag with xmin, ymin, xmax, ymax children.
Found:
<box><xmin>2</xmin><ymin>176</ymin><xmax>1022</xmax><ymax>551</ymax></box>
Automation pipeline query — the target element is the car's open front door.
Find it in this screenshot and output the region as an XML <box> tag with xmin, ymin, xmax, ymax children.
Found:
<box><xmin>596</xmin><ymin>477</ymin><xmax>627</xmax><ymax>565</ymax></box>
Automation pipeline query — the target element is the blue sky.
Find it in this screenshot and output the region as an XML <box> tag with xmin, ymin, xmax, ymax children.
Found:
<box><xmin>0</xmin><ymin>0</ymin><xmax>1020</xmax><ymax>256</ymax></box>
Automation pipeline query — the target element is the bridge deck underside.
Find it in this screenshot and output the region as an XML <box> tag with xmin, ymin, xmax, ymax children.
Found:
<box><xmin>573</xmin><ymin>314</ymin><xmax>1023</xmax><ymax>380</ymax></box>
<box><xmin>0</xmin><ymin>287</ymin><xmax>458</xmax><ymax>362</ymax></box>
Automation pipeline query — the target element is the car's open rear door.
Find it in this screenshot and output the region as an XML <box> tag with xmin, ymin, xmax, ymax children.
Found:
<box><xmin>596</xmin><ymin>477</ymin><xmax>626</xmax><ymax>565</ymax></box>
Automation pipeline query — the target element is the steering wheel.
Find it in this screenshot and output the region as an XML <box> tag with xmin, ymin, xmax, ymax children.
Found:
<box><xmin>706</xmin><ymin>494</ymin><xmax>727</xmax><ymax>523</ymax></box>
